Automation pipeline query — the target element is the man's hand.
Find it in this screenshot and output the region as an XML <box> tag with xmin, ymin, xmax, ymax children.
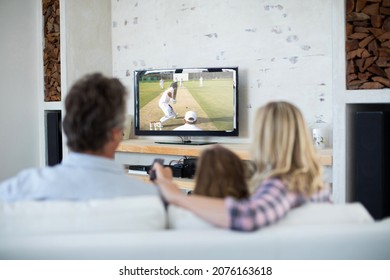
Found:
<box><xmin>153</xmin><ymin>163</ymin><xmax>182</xmax><ymax>204</ymax></box>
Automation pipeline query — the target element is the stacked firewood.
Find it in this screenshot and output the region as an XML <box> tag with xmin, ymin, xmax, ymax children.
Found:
<box><xmin>346</xmin><ymin>0</ymin><xmax>390</xmax><ymax>89</ymax></box>
<box><xmin>43</xmin><ymin>0</ymin><xmax>61</xmax><ymax>101</ymax></box>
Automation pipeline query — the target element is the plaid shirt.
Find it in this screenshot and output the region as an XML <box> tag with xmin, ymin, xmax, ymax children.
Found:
<box><xmin>225</xmin><ymin>178</ymin><xmax>331</xmax><ymax>231</ymax></box>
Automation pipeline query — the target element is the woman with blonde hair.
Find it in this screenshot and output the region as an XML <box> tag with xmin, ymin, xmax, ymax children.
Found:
<box><xmin>152</xmin><ymin>101</ymin><xmax>331</xmax><ymax>231</ymax></box>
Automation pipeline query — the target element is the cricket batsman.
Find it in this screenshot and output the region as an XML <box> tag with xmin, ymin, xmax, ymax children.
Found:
<box><xmin>158</xmin><ymin>81</ymin><xmax>178</xmax><ymax>126</ymax></box>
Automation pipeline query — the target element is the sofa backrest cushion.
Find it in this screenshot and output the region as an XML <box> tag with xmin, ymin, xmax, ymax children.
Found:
<box><xmin>0</xmin><ymin>196</ymin><xmax>166</xmax><ymax>236</ymax></box>
<box><xmin>168</xmin><ymin>205</ymin><xmax>215</xmax><ymax>230</ymax></box>
<box><xmin>168</xmin><ymin>202</ymin><xmax>374</xmax><ymax>230</ymax></box>
<box><xmin>277</xmin><ymin>202</ymin><xmax>374</xmax><ymax>226</ymax></box>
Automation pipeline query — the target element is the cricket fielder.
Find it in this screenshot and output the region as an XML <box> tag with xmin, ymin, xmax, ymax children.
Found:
<box><xmin>159</xmin><ymin>78</ymin><xmax>164</xmax><ymax>89</ymax></box>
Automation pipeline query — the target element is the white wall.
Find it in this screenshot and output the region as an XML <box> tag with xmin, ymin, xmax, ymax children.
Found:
<box><xmin>64</xmin><ymin>0</ymin><xmax>113</xmax><ymax>89</ymax></box>
<box><xmin>111</xmin><ymin>0</ymin><xmax>333</xmax><ymax>141</ymax></box>
<box><xmin>60</xmin><ymin>0</ymin><xmax>112</xmax><ymax>156</ymax></box>
<box><xmin>0</xmin><ymin>0</ymin><xmax>42</xmax><ymax>181</ymax></box>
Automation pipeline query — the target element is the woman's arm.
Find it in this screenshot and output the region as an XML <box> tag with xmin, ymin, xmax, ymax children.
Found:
<box><xmin>227</xmin><ymin>178</ymin><xmax>292</xmax><ymax>231</ymax></box>
<box><xmin>153</xmin><ymin>163</ymin><xmax>229</xmax><ymax>228</ymax></box>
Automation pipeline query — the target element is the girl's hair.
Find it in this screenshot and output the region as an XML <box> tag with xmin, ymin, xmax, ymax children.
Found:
<box><xmin>193</xmin><ymin>145</ymin><xmax>249</xmax><ymax>199</ymax></box>
<box><xmin>250</xmin><ymin>101</ymin><xmax>324</xmax><ymax>195</ymax></box>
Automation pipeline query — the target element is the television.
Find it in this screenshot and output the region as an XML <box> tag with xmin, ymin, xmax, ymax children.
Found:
<box><xmin>133</xmin><ymin>67</ymin><xmax>239</xmax><ymax>145</ymax></box>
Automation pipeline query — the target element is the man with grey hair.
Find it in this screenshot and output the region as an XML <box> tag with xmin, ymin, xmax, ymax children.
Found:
<box><xmin>0</xmin><ymin>73</ymin><xmax>157</xmax><ymax>201</ymax></box>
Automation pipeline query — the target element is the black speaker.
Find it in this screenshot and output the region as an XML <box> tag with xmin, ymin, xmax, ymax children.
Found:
<box><xmin>46</xmin><ymin>111</ymin><xmax>63</xmax><ymax>166</ymax></box>
<box><xmin>354</xmin><ymin>111</ymin><xmax>390</xmax><ymax>220</ymax></box>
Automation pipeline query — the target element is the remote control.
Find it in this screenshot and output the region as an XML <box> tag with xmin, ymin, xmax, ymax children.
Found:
<box><xmin>149</xmin><ymin>158</ymin><xmax>164</xmax><ymax>181</ymax></box>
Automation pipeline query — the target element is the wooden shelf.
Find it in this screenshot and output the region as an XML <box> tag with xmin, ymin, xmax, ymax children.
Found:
<box><xmin>117</xmin><ymin>139</ymin><xmax>333</xmax><ymax>166</ymax></box>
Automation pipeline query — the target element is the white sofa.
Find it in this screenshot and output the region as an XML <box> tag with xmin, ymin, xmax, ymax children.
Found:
<box><xmin>0</xmin><ymin>196</ymin><xmax>389</xmax><ymax>260</ymax></box>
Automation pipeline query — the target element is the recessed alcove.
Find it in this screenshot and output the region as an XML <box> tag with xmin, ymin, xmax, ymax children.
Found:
<box><xmin>346</xmin><ymin>103</ymin><xmax>390</xmax><ymax>219</ymax></box>
<box><xmin>43</xmin><ymin>0</ymin><xmax>61</xmax><ymax>102</ymax></box>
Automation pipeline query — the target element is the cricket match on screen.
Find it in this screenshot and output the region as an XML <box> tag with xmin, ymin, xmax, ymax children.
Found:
<box><xmin>135</xmin><ymin>69</ymin><xmax>237</xmax><ymax>132</ymax></box>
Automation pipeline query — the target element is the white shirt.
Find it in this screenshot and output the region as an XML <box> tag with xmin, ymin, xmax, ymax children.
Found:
<box><xmin>0</xmin><ymin>153</ymin><xmax>158</xmax><ymax>201</ymax></box>
<box><xmin>173</xmin><ymin>123</ymin><xmax>201</xmax><ymax>131</ymax></box>
<box><xmin>159</xmin><ymin>87</ymin><xmax>175</xmax><ymax>105</ymax></box>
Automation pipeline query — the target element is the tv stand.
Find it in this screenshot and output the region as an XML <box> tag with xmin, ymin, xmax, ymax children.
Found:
<box><xmin>155</xmin><ymin>136</ymin><xmax>217</xmax><ymax>146</ymax></box>
<box><xmin>116</xmin><ymin>139</ymin><xmax>332</xmax><ymax>166</ymax></box>
<box><xmin>116</xmin><ymin>139</ymin><xmax>333</xmax><ymax>190</ymax></box>
<box><xmin>155</xmin><ymin>141</ymin><xmax>218</xmax><ymax>146</ymax></box>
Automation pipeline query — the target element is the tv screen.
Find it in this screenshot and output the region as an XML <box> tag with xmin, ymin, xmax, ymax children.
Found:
<box><xmin>133</xmin><ymin>67</ymin><xmax>239</xmax><ymax>142</ymax></box>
